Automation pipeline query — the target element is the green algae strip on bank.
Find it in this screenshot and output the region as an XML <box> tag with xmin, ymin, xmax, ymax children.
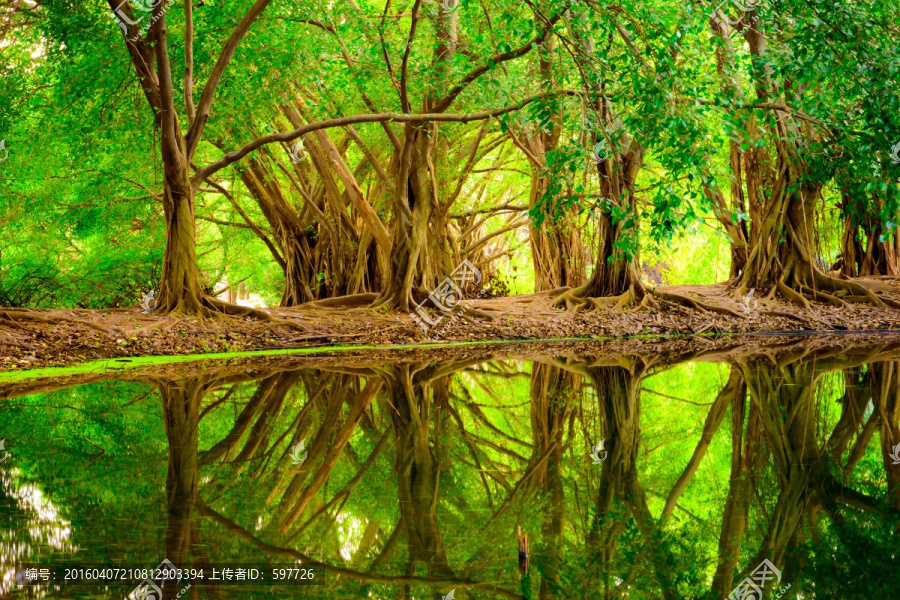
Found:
<box><xmin>0</xmin><ymin>336</ymin><xmax>609</xmax><ymax>383</ymax></box>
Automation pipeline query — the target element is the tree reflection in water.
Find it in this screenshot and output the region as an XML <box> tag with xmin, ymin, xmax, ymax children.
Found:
<box><xmin>1</xmin><ymin>339</ymin><xmax>899</xmax><ymax>598</ymax></box>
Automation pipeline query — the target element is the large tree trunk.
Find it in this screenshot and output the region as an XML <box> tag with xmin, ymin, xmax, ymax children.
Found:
<box><xmin>706</xmin><ymin>15</ymin><xmax>751</xmax><ymax>280</ymax></box>
<box><xmin>375</xmin><ymin>124</ymin><xmax>437</xmax><ymax>311</ymax></box>
<box><xmin>552</xmin><ymin>19</ymin><xmax>647</xmax><ymax>308</ymax></box>
<box><xmin>373</xmin><ymin>3</ymin><xmax>467</xmax><ymax>312</ymax></box>
<box><xmin>587</xmin><ymin>146</ymin><xmax>645</xmax><ymax>298</ymax></box>
<box><xmin>155</xmin><ymin>115</ymin><xmax>217</xmax><ymax>316</ymax></box>
<box><xmin>550</xmin><ymin>131</ymin><xmax>646</xmax><ymax>311</ymax></box>
<box><xmin>725</xmin><ymin>12</ymin><xmax>887</xmax><ymax>309</ymax></box>
<box><xmin>110</xmin><ymin>0</ymin><xmax>276</xmax><ymax>318</ymax></box>
<box><xmin>158</xmin><ymin>164</ymin><xmax>207</xmax><ymax>314</ymax></box>
<box><xmin>512</xmin><ymin>38</ymin><xmax>587</xmax><ymax>293</ymax></box>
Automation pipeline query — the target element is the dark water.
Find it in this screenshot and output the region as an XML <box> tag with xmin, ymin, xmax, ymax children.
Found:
<box><xmin>1</xmin><ymin>339</ymin><xmax>899</xmax><ymax>599</ymax></box>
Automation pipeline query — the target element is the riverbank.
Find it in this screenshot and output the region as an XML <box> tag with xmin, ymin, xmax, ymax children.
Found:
<box><xmin>3</xmin><ymin>283</ymin><xmax>900</xmax><ymax>371</ymax></box>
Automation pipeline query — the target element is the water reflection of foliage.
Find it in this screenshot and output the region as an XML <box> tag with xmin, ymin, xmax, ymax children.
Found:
<box><xmin>0</xmin><ymin>468</ymin><xmax>75</xmax><ymax>597</ymax></box>
<box><xmin>1</xmin><ymin>342</ymin><xmax>900</xmax><ymax>597</ymax></box>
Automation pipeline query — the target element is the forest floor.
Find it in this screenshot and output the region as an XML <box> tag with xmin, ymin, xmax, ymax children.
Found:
<box><xmin>3</xmin><ymin>282</ymin><xmax>900</xmax><ymax>372</ymax></box>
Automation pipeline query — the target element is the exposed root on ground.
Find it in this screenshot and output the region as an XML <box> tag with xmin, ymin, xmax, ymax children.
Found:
<box><xmin>297</xmin><ymin>293</ymin><xmax>379</xmax><ymax>310</ymax></box>
<box><xmin>368</xmin><ymin>286</ymin><xmax>501</xmax><ymax>323</ymax></box>
<box><xmin>0</xmin><ymin>309</ymin><xmax>127</xmax><ymax>337</ymax></box>
<box><xmin>459</xmin><ymin>306</ymin><xmax>499</xmax><ymax>321</ymax></box>
<box><xmin>759</xmin><ymin>310</ymin><xmax>811</xmax><ymax>326</ymax></box>
<box><xmin>155</xmin><ymin>295</ymin><xmax>307</xmax><ymax>331</ymax></box>
<box><xmin>131</xmin><ymin>316</ymin><xmax>187</xmax><ymax>336</ymax></box>
<box><xmin>550</xmin><ymin>284</ymin><xmax>641</xmax><ymax>313</ymax></box>
<box><xmin>734</xmin><ymin>255</ymin><xmax>900</xmax><ymax>310</ymax></box>
<box><xmin>649</xmin><ymin>289</ymin><xmax>748</xmax><ymax>319</ymax></box>
<box><xmin>546</xmin><ymin>284</ymin><xmax>746</xmax><ymax>319</ymax></box>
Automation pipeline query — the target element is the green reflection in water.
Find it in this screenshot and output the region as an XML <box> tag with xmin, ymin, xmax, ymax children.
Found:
<box><xmin>1</xmin><ymin>344</ymin><xmax>899</xmax><ymax>599</ymax></box>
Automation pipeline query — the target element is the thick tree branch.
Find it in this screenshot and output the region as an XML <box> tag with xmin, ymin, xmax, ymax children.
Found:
<box><xmin>192</xmin><ymin>89</ymin><xmax>581</xmax><ymax>184</ymax></box>
<box><xmin>186</xmin><ymin>0</ymin><xmax>275</xmax><ymax>158</ymax></box>
<box><xmin>399</xmin><ymin>0</ymin><xmax>423</xmax><ymax>113</ymax></box>
<box><xmin>433</xmin><ymin>11</ymin><xmax>564</xmax><ymax>113</ymax></box>
<box><xmin>152</xmin><ymin>9</ymin><xmax>181</xmax><ymax>161</ymax></box>
<box><xmin>107</xmin><ymin>1</ymin><xmax>162</xmax><ymax>114</ymax></box>
<box><xmin>184</xmin><ymin>0</ymin><xmax>195</xmax><ymax>126</ymax></box>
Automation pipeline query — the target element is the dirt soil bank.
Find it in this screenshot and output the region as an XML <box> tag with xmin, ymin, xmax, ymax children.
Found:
<box><xmin>3</xmin><ymin>283</ymin><xmax>900</xmax><ymax>372</ymax></box>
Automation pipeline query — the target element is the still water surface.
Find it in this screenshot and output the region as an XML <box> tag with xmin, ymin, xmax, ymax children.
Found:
<box><xmin>1</xmin><ymin>338</ymin><xmax>899</xmax><ymax>599</ymax></box>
